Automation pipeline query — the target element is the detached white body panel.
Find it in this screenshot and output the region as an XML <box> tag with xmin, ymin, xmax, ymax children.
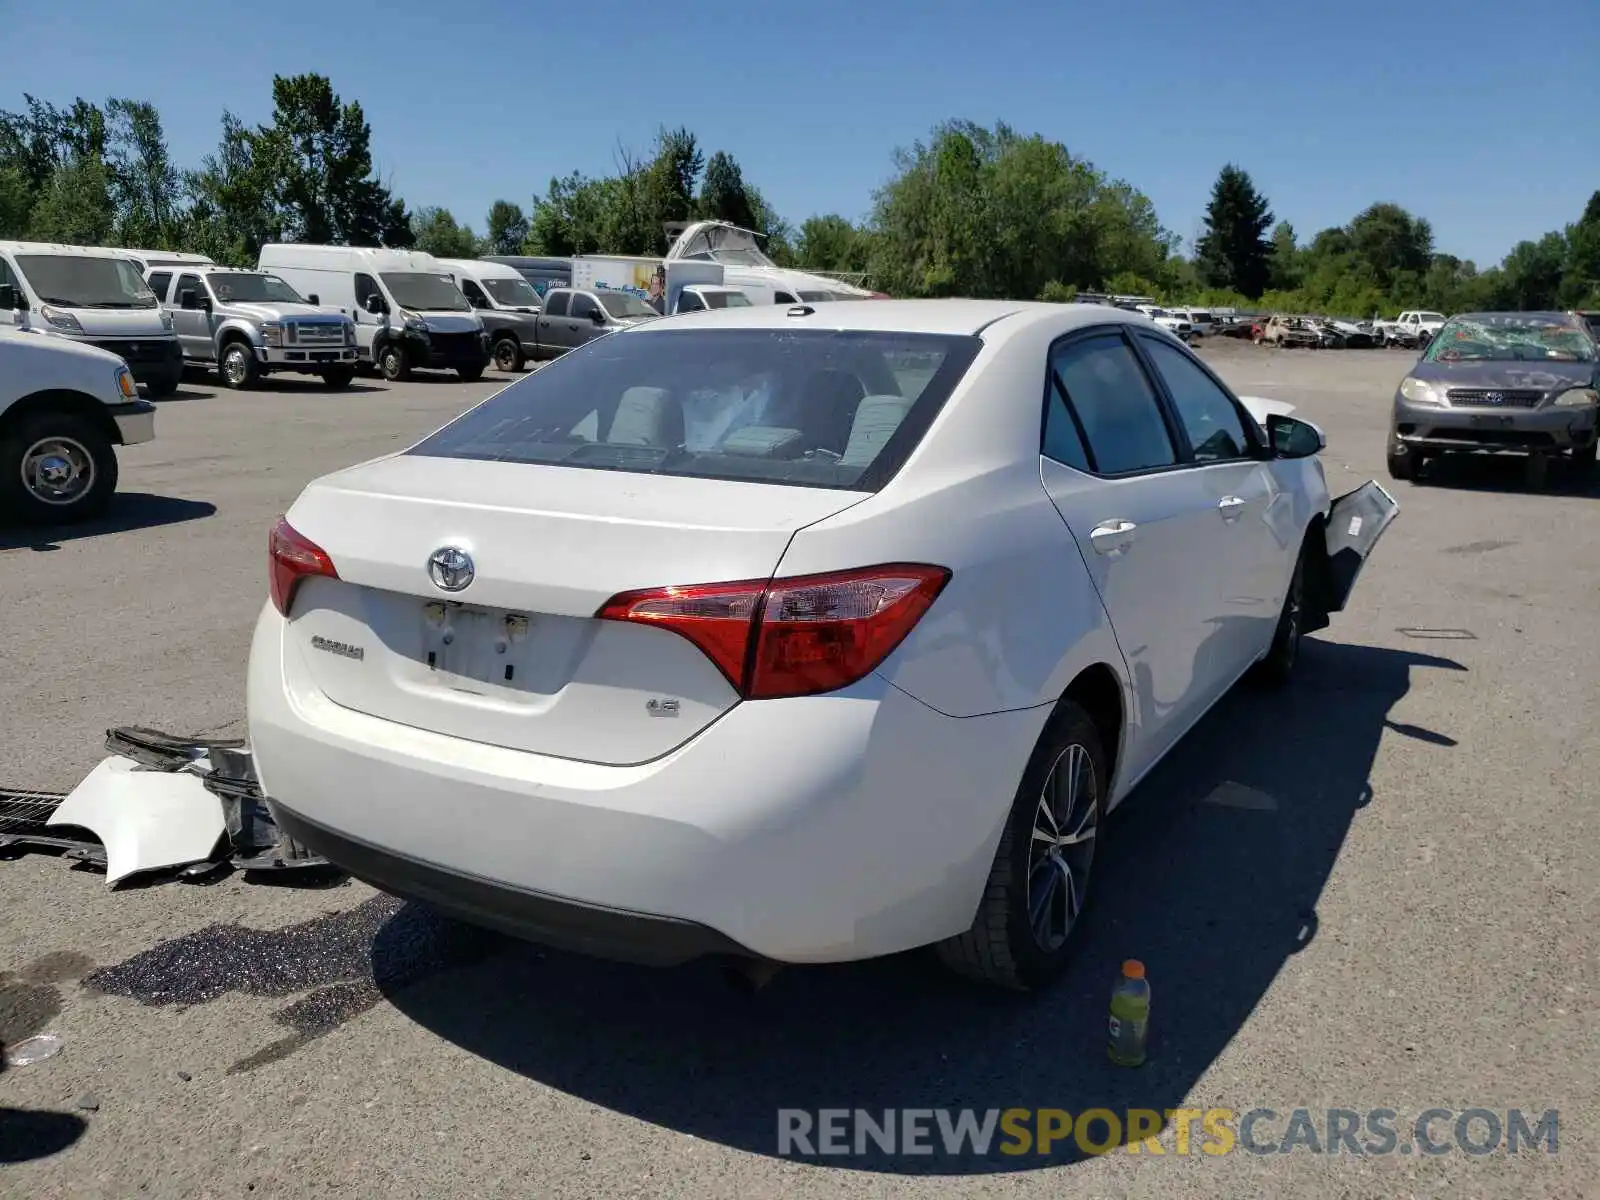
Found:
<box><xmin>48</xmin><ymin>757</ymin><xmax>224</xmax><ymax>885</ymax></box>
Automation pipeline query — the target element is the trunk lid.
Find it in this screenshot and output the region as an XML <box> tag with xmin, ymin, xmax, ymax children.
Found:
<box><xmin>280</xmin><ymin>455</ymin><xmax>867</xmax><ymax>765</ymax></box>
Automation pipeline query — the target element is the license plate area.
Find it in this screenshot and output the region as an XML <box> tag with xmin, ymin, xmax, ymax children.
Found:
<box><xmin>421</xmin><ymin>601</ymin><xmax>535</xmax><ymax>693</ymax></box>
<box><xmin>1469</xmin><ymin>414</ymin><xmax>1514</xmax><ymax>428</ymax></box>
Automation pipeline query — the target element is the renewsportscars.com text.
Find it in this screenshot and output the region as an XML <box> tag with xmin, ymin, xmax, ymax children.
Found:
<box><xmin>776</xmin><ymin>1107</ymin><xmax>1560</xmax><ymax>1159</ymax></box>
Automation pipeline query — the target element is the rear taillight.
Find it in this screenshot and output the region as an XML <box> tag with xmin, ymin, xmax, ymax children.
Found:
<box><xmin>269</xmin><ymin>516</ymin><xmax>338</xmax><ymax>616</ymax></box>
<box><xmin>597</xmin><ymin>564</ymin><xmax>949</xmax><ymax>700</ymax></box>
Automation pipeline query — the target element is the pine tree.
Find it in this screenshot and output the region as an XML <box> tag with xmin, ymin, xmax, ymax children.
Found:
<box><xmin>1195</xmin><ymin>165</ymin><xmax>1275</xmax><ymax>298</ymax></box>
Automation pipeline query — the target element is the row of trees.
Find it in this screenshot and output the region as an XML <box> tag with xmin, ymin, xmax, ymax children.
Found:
<box><xmin>3</xmin><ymin>77</ymin><xmax>1595</xmax><ymax>314</ymax></box>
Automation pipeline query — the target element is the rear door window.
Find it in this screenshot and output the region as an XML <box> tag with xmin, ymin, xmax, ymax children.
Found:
<box><xmin>1046</xmin><ymin>333</ymin><xmax>1177</xmax><ymax>474</ymax></box>
<box><xmin>542</xmin><ymin>290</ymin><xmax>569</xmax><ymax>317</ymax></box>
<box><xmin>410</xmin><ymin>328</ymin><xmax>982</xmax><ymax>492</ymax></box>
<box><xmin>147</xmin><ymin>271</ymin><xmax>173</xmax><ymax>302</ymax></box>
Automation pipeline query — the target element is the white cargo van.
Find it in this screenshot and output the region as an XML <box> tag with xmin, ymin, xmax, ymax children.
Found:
<box><xmin>257</xmin><ymin>245</ymin><xmax>491</xmax><ymax>382</ymax></box>
<box><xmin>114</xmin><ymin>249</ymin><xmax>216</xmax><ymax>274</ymax></box>
<box><xmin>0</xmin><ymin>241</ymin><xmax>185</xmax><ymax>397</ymax></box>
<box><xmin>433</xmin><ymin>258</ymin><xmax>542</xmax><ymax>372</ymax></box>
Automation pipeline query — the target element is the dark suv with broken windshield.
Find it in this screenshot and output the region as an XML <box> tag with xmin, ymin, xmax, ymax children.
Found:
<box><xmin>1387</xmin><ymin>311</ymin><xmax>1599</xmax><ymax>487</ymax></box>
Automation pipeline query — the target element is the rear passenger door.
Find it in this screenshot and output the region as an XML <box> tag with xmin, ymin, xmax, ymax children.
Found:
<box><xmin>567</xmin><ymin>292</ymin><xmax>608</xmax><ymax>347</ymax></box>
<box><xmin>1035</xmin><ymin>328</ymin><xmax>1239</xmax><ymax>780</ymax></box>
<box><xmin>536</xmin><ymin>289</ymin><xmax>575</xmax><ymax>355</ymax></box>
<box><xmin>1133</xmin><ymin>332</ymin><xmax>1290</xmax><ymax>671</ymax></box>
<box><xmin>171</xmin><ymin>272</ymin><xmax>212</xmax><ymax>361</ymax></box>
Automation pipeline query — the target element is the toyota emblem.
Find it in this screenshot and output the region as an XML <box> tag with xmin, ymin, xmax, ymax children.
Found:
<box><xmin>1485</xmin><ymin>392</ymin><xmax>1504</xmax><ymax>405</ymax></box>
<box><xmin>427</xmin><ymin>546</ymin><xmax>475</xmax><ymax>592</ymax></box>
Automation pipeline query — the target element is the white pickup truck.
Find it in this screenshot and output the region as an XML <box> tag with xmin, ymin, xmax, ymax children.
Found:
<box><xmin>0</xmin><ymin>327</ymin><xmax>156</xmax><ymax>523</ymax></box>
<box><xmin>1375</xmin><ymin>310</ymin><xmax>1446</xmax><ymax>347</ymax></box>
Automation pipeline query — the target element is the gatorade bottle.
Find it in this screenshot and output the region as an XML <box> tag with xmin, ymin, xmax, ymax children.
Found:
<box><xmin>1107</xmin><ymin>960</ymin><xmax>1150</xmax><ymax>1067</ymax></box>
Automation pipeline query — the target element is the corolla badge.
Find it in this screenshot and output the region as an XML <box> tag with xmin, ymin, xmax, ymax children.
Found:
<box><xmin>427</xmin><ymin>546</ymin><xmax>475</xmax><ymax>592</ymax></box>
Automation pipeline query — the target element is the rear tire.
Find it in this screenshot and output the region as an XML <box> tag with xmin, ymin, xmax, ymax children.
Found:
<box><xmin>491</xmin><ymin>336</ymin><xmax>523</xmax><ymax>373</ymax></box>
<box><xmin>1</xmin><ymin>410</ymin><xmax>118</xmax><ymax>525</ymax></box>
<box><xmin>935</xmin><ymin>700</ymin><xmax>1105</xmax><ymax>991</ymax></box>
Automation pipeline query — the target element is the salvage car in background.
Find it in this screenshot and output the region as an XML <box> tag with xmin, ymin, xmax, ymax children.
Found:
<box><xmin>1387</xmin><ymin>311</ymin><xmax>1599</xmax><ymax>488</ymax></box>
<box><xmin>249</xmin><ymin>300</ymin><xmax>1396</xmax><ymax>990</ymax></box>
<box><xmin>1257</xmin><ymin>315</ymin><xmax>1321</xmax><ymax>348</ymax></box>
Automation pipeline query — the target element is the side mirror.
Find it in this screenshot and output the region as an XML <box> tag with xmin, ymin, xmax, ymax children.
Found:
<box><xmin>0</xmin><ymin>284</ymin><xmax>14</xmax><ymax>311</ymax></box>
<box><xmin>363</xmin><ymin>294</ymin><xmax>386</xmax><ymax>316</ymax></box>
<box><xmin>307</xmin><ymin>293</ymin><xmax>320</xmax><ymax>306</ymax></box>
<box><xmin>178</xmin><ymin>288</ymin><xmax>198</xmax><ymax>310</ymax></box>
<box><xmin>1267</xmin><ymin>413</ymin><xmax>1326</xmax><ymax>458</ymax></box>
<box><xmin>590</xmin><ymin>307</ymin><xmax>606</xmax><ymax>325</ymax></box>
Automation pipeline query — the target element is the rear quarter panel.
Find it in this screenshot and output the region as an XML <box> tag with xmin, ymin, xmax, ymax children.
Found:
<box><xmin>774</xmin><ymin>318</ymin><xmax>1128</xmax><ymax>720</ymax></box>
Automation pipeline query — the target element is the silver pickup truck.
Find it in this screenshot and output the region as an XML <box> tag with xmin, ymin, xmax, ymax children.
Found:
<box><xmin>143</xmin><ymin>265</ymin><xmax>359</xmax><ymax>389</ymax></box>
<box><xmin>529</xmin><ymin>288</ymin><xmax>661</xmax><ymax>361</ymax></box>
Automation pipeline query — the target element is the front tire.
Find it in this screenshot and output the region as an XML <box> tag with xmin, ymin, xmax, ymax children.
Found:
<box><xmin>320</xmin><ymin>365</ymin><xmax>357</xmax><ymax>389</ymax></box>
<box><xmin>218</xmin><ymin>339</ymin><xmax>260</xmax><ymax>390</ymax></box>
<box><xmin>936</xmin><ymin>701</ymin><xmax>1105</xmax><ymax>991</ymax></box>
<box><xmin>1</xmin><ymin>410</ymin><xmax>118</xmax><ymax>525</ymax></box>
<box><xmin>456</xmin><ymin>365</ymin><xmax>486</xmax><ymax>383</ymax></box>
<box><xmin>1254</xmin><ymin>540</ymin><xmax>1307</xmax><ymax>686</ymax></box>
<box><xmin>1570</xmin><ymin>442</ymin><xmax>1596</xmax><ymax>478</ymax></box>
<box><xmin>143</xmin><ymin>372</ymin><xmax>180</xmax><ymax>399</ymax></box>
<box><xmin>1386</xmin><ymin>442</ymin><xmax>1420</xmax><ymax>480</ymax></box>
<box><xmin>378</xmin><ymin>341</ymin><xmax>410</xmax><ymax>382</ymax></box>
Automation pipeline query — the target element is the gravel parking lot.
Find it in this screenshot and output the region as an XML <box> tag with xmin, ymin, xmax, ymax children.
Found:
<box><xmin>2</xmin><ymin>344</ymin><xmax>1595</xmax><ymax>1198</ymax></box>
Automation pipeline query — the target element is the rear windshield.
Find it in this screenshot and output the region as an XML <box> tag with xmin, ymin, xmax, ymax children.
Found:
<box><xmin>409</xmin><ymin>328</ymin><xmax>982</xmax><ymax>491</ymax></box>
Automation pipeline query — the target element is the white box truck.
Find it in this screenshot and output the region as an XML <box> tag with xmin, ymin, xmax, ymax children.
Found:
<box><xmin>256</xmin><ymin>245</ymin><xmax>491</xmax><ymax>382</ymax></box>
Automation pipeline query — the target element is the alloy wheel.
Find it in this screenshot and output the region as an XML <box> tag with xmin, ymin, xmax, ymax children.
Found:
<box><xmin>1027</xmin><ymin>742</ymin><xmax>1098</xmax><ymax>952</ymax></box>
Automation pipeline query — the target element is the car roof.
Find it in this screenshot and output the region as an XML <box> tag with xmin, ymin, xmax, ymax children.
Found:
<box><xmin>629</xmin><ymin>298</ymin><xmax>1164</xmax><ymax>339</ymax></box>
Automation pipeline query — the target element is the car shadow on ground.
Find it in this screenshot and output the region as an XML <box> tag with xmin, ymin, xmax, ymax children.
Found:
<box><xmin>0</xmin><ymin>494</ymin><xmax>216</xmax><ymax>551</ymax></box>
<box><xmin>1411</xmin><ymin>452</ymin><xmax>1600</xmax><ymax>497</ymax></box>
<box><xmin>380</xmin><ymin>637</ymin><xmax>1466</xmax><ymax>1175</ymax></box>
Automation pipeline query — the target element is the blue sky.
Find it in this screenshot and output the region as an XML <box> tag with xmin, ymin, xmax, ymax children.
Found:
<box><xmin>6</xmin><ymin>0</ymin><xmax>1596</xmax><ymax>266</ymax></box>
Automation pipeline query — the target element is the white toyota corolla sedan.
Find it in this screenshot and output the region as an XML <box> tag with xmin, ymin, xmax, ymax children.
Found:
<box><xmin>249</xmin><ymin>299</ymin><xmax>1396</xmax><ymax>990</ymax></box>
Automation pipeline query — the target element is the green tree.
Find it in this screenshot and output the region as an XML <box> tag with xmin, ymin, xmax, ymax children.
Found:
<box><xmin>698</xmin><ymin>150</ymin><xmax>757</xmax><ymax>229</ymax></box>
<box><xmin>484</xmin><ymin>200</ymin><xmax>529</xmax><ymax>256</ymax></box>
<box><xmin>1194</xmin><ymin>164</ymin><xmax>1275</xmax><ymax>299</ymax></box>
<box><xmin>1499</xmin><ymin>233</ymin><xmax>1567</xmax><ymax>310</ymax></box>
<box><xmin>27</xmin><ymin>155</ymin><xmax>115</xmax><ymax>244</ymax></box>
<box><xmin>1346</xmin><ymin>202</ymin><xmax>1433</xmax><ymax>290</ymax></box>
<box><xmin>795</xmin><ymin>214</ymin><xmax>867</xmax><ymax>273</ymax></box>
<box><xmin>183</xmin><ymin>111</ymin><xmax>275</xmax><ymax>265</ymax></box>
<box><xmin>105</xmin><ymin>98</ymin><xmax>181</xmax><ymax>246</ymax></box>
<box><xmin>411</xmin><ymin>206</ymin><xmax>479</xmax><ymax>257</ymax></box>
<box><xmin>252</xmin><ymin>74</ymin><xmax>412</xmax><ymax>247</ymax></box>
<box><xmin>1268</xmin><ymin>221</ymin><xmax>1301</xmax><ymax>291</ymax></box>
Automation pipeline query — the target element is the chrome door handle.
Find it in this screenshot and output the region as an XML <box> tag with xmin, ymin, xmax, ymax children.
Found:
<box><xmin>1089</xmin><ymin>519</ymin><xmax>1138</xmax><ymax>556</ymax></box>
<box><xmin>1218</xmin><ymin>495</ymin><xmax>1247</xmax><ymax>521</ymax></box>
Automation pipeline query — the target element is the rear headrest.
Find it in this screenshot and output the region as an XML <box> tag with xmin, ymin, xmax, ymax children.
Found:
<box><xmin>609</xmin><ymin>386</ymin><xmax>683</xmax><ymax>448</ymax></box>
<box><xmin>839</xmin><ymin>394</ymin><xmax>913</xmax><ymax>467</ymax></box>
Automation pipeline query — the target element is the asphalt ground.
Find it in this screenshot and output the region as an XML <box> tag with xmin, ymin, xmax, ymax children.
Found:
<box><xmin>1</xmin><ymin>342</ymin><xmax>1594</xmax><ymax>1198</ymax></box>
